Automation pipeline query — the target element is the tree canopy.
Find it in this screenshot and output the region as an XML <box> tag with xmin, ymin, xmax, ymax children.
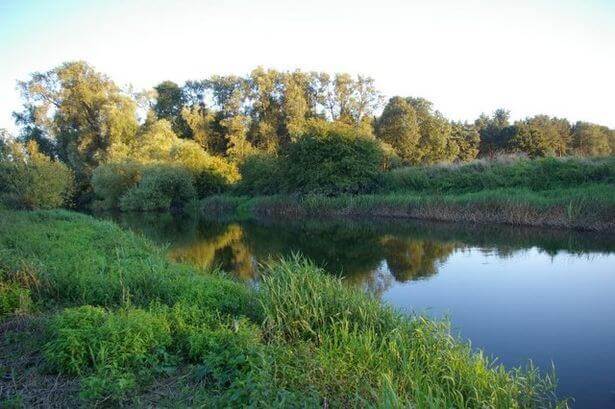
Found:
<box><xmin>9</xmin><ymin>61</ymin><xmax>614</xmax><ymax>205</ymax></box>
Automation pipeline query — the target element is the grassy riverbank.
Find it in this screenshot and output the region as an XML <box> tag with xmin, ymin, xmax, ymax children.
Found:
<box><xmin>202</xmin><ymin>157</ymin><xmax>615</xmax><ymax>232</ymax></box>
<box><xmin>0</xmin><ymin>210</ymin><xmax>566</xmax><ymax>407</ymax></box>
<box><xmin>202</xmin><ymin>184</ymin><xmax>615</xmax><ymax>232</ymax></box>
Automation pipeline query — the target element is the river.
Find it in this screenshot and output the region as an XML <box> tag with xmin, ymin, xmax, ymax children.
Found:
<box><xmin>96</xmin><ymin>212</ymin><xmax>615</xmax><ymax>408</ymax></box>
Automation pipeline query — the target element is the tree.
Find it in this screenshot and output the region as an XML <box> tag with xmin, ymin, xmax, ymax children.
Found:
<box><xmin>375</xmin><ymin>97</ymin><xmax>420</xmax><ymax>162</ymax></box>
<box><xmin>406</xmin><ymin>97</ymin><xmax>455</xmax><ymax>164</ymax></box>
<box><xmin>450</xmin><ymin>122</ymin><xmax>480</xmax><ymax>162</ymax></box>
<box><xmin>510</xmin><ymin>116</ymin><xmax>571</xmax><ymax>157</ymax></box>
<box><xmin>281</xmin><ymin>71</ymin><xmax>310</xmax><ymax>141</ymax></box>
<box><xmin>571</xmin><ymin>122</ymin><xmax>612</xmax><ymax>156</ymax></box>
<box><xmin>476</xmin><ymin>109</ymin><xmax>515</xmax><ymax>156</ymax></box>
<box><xmin>246</xmin><ymin>68</ymin><xmax>284</xmax><ymax>152</ymax></box>
<box><xmin>153</xmin><ymin>81</ymin><xmax>191</xmax><ymax>138</ymax></box>
<box><xmin>181</xmin><ymin>105</ymin><xmax>226</xmax><ymax>155</ymax></box>
<box><xmin>16</xmin><ymin>61</ymin><xmax>138</xmax><ymax>203</ymax></box>
<box><xmin>283</xmin><ymin>119</ymin><xmax>383</xmax><ymax>195</ymax></box>
<box><xmin>222</xmin><ymin>115</ymin><xmax>254</xmax><ymax>160</ymax></box>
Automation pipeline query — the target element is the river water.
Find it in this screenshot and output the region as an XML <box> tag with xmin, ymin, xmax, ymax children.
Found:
<box><xmin>97</xmin><ymin>212</ymin><xmax>615</xmax><ymax>408</ymax></box>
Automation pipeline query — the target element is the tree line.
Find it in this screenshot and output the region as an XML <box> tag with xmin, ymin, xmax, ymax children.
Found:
<box><xmin>1</xmin><ymin>61</ymin><xmax>613</xmax><ymax>209</ymax></box>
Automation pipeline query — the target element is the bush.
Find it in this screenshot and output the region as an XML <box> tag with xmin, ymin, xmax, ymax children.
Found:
<box><xmin>91</xmin><ymin>141</ymin><xmax>239</xmax><ymax>209</ymax></box>
<box><xmin>169</xmin><ymin>140</ymin><xmax>239</xmax><ymax>196</ymax></box>
<box><xmin>44</xmin><ymin>306</ymin><xmax>173</xmax><ymax>402</ymax></box>
<box><xmin>119</xmin><ymin>165</ymin><xmax>196</xmax><ymax>211</ymax></box>
<box><xmin>0</xmin><ymin>141</ymin><xmax>74</xmax><ymax>210</ymax></box>
<box><xmin>234</xmin><ymin>153</ymin><xmax>284</xmax><ymax>195</ymax></box>
<box><xmin>186</xmin><ymin>318</ymin><xmax>262</xmax><ymax>387</ymax></box>
<box><xmin>284</xmin><ymin>120</ymin><xmax>383</xmax><ymax>195</ymax></box>
<box><xmin>91</xmin><ymin>161</ymin><xmax>142</xmax><ymax>210</ymax></box>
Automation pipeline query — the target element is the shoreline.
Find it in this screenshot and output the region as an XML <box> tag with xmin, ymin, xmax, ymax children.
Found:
<box><xmin>0</xmin><ymin>209</ymin><xmax>565</xmax><ymax>407</ymax></box>
<box><xmin>201</xmin><ymin>187</ymin><xmax>615</xmax><ymax>233</ymax></box>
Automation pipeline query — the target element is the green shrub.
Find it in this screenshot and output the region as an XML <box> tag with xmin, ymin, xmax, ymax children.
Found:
<box><xmin>187</xmin><ymin>318</ymin><xmax>262</xmax><ymax>387</ymax></box>
<box><xmin>0</xmin><ymin>141</ymin><xmax>74</xmax><ymax>210</ymax></box>
<box><xmin>169</xmin><ymin>140</ymin><xmax>239</xmax><ymax>196</ymax></box>
<box><xmin>234</xmin><ymin>153</ymin><xmax>284</xmax><ymax>195</ymax></box>
<box><xmin>119</xmin><ymin>165</ymin><xmax>196</xmax><ymax>211</ymax></box>
<box><xmin>283</xmin><ymin>120</ymin><xmax>383</xmax><ymax>195</ymax></box>
<box><xmin>44</xmin><ymin>305</ymin><xmax>173</xmax><ymax>401</ymax></box>
<box><xmin>0</xmin><ymin>282</ymin><xmax>31</xmax><ymax>316</ymax></box>
<box><xmin>259</xmin><ymin>256</ymin><xmax>402</xmax><ymax>343</ymax></box>
<box><xmin>91</xmin><ymin>161</ymin><xmax>142</xmax><ymax>210</ymax></box>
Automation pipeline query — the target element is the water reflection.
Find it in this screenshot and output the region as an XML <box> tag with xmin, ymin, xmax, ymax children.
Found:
<box><xmin>95</xmin><ymin>211</ymin><xmax>615</xmax><ymax>408</ymax></box>
<box><xmin>98</xmin><ymin>211</ymin><xmax>614</xmax><ymax>293</ymax></box>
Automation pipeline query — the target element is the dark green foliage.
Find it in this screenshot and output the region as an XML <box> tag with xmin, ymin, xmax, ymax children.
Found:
<box><xmin>375</xmin><ymin>96</ymin><xmax>420</xmax><ymax>162</ymax></box>
<box><xmin>119</xmin><ymin>165</ymin><xmax>196</xmax><ymax>211</ymax></box>
<box><xmin>510</xmin><ymin>116</ymin><xmax>571</xmax><ymax>157</ymax></box>
<box><xmin>571</xmin><ymin>121</ymin><xmax>613</xmax><ymax>157</ymax></box>
<box><xmin>153</xmin><ymin>81</ymin><xmax>192</xmax><ymax>138</ymax></box>
<box><xmin>186</xmin><ymin>318</ymin><xmax>262</xmax><ymax>387</ymax></box>
<box><xmin>234</xmin><ymin>153</ymin><xmax>284</xmax><ymax>195</ymax></box>
<box><xmin>475</xmin><ymin>109</ymin><xmax>517</xmax><ymax>156</ymax></box>
<box><xmin>284</xmin><ymin>120</ymin><xmax>383</xmax><ymax>195</ymax></box>
<box><xmin>91</xmin><ymin>161</ymin><xmax>141</xmax><ymax>210</ymax></box>
<box><xmin>450</xmin><ymin>121</ymin><xmax>480</xmax><ymax>162</ymax></box>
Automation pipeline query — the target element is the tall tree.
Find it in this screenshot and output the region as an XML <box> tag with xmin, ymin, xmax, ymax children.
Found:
<box><xmin>16</xmin><ymin>61</ymin><xmax>138</xmax><ymax>202</ymax></box>
<box><xmin>281</xmin><ymin>71</ymin><xmax>311</xmax><ymax>141</ymax></box>
<box><xmin>510</xmin><ymin>116</ymin><xmax>571</xmax><ymax>157</ymax></box>
<box><xmin>247</xmin><ymin>67</ymin><xmax>283</xmax><ymax>152</ymax></box>
<box><xmin>375</xmin><ymin>96</ymin><xmax>420</xmax><ymax>162</ymax></box>
<box><xmin>475</xmin><ymin>109</ymin><xmax>516</xmax><ymax>156</ymax></box>
<box><xmin>153</xmin><ymin>81</ymin><xmax>191</xmax><ymax>138</ymax></box>
<box><xmin>406</xmin><ymin>97</ymin><xmax>455</xmax><ymax>164</ymax></box>
<box><xmin>450</xmin><ymin>122</ymin><xmax>480</xmax><ymax>162</ymax></box>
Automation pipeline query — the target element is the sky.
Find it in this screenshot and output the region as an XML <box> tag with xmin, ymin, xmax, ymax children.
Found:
<box><xmin>1</xmin><ymin>0</ymin><xmax>614</xmax><ymax>134</ymax></box>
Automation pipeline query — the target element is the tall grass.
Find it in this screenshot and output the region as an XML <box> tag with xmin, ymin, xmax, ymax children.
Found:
<box><xmin>202</xmin><ymin>183</ymin><xmax>615</xmax><ymax>231</ymax></box>
<box><xmin>379</xmin><ymin>156</ymin><xmax>615</xmax><ymax>193</ymax></box>
<box><xmin>257</xmin><ymin>255</ymin><xmax>565</xmax><ymax>408</ymax></box>
<box><xmin>0</xmin><ymin>210</ymin><xmax>568</xmax><ymax>407</ymax></box>
<box><xmin>202</xmin><ymin>156</ymin><xmax>615</xmax><ymax>231</ymax></box>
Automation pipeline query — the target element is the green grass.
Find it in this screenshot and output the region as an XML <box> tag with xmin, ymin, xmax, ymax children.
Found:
<box><xmin>202</xmin><ymin>156</ymin><xmax>615</xmax><ymax>232</ymax></box>
<box><xmin>0</xmin><ymin>210</ymin><xmax>567</xmax><ymax>407</ymax></box>
<box><xmin>202</xmin><ymin>183</ymin><xmax>615</xmax><ymax>231</ymax></box>
<box><xmin>378</xmin><ymin>156</ymin><xmax>615</xmax><ymax>194</ymax></box>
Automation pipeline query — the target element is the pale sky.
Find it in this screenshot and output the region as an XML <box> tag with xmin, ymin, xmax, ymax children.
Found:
<box><xmin>1</xmin><ymin>0</ymin><xmax>614</xmax><ymax>134</ymax></box>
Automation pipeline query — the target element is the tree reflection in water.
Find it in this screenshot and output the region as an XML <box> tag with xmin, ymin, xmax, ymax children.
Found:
<box><xmin>95</xmin><ymin>211</ymin><xmax>615</xmax><ymax>296</ymax></box>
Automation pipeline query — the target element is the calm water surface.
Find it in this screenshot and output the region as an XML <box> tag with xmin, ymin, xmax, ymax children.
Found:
<box><xmin>98</xmin><ymin>212</ymin><xmax>615</xmax><ymax>408</ymax></box>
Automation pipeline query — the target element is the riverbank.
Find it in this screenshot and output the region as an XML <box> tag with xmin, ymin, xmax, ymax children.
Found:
<box><xmin>201</xmin><ymin>184</ymin><xmax>615</xmax><ymax>232</ymax></box>
<box><xmin>0</xmin><ymin>210</ymin><xmax>565</xmax><ymax>407</ymax></box>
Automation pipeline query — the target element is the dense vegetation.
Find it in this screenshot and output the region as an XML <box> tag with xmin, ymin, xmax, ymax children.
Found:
<box><xmin>1</xmin><ymin>61</ymin><xmax>613</xmax><ymax>211</ymax></box>
<box><xmin>203</xmin><ymin>157</ymin><xmax>615</xmax><ymax>231</ymax></box>
<box><xmin>0</xmin><ymin>210</ymin><xmax>566</xmax><ymax>407</ymax></box>
<box><xmin>0</xmin><ymin>140</ymin><xmax>74</xmax><ymax>209</ymax></box>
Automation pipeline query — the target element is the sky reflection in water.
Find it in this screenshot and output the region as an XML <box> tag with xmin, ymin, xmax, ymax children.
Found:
<box><xmin>98</xmin><ymin>212</ymin><xmax>615</xmax><ymax>409</ymax></box>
